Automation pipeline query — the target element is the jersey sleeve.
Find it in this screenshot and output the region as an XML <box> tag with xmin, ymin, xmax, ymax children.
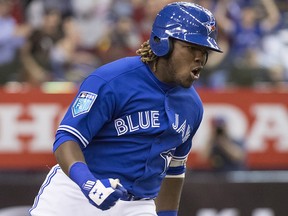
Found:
<box><xmin>166</xmin><ymin>107</ymin><xmax>203</xmax><ymax>176</ymax></box>
<box><xmin>53</xmin><ymin>75</ymin><xmax>116</xmax><ymax>151</ymax></box>
<box><xmin>165</xmin><ymin>136</ymin><xmax>192</xmax><ymax>176</ymax></box>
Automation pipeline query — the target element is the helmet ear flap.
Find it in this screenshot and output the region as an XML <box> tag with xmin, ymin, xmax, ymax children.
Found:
<box><xmin>150</xmin><ymin>35</ymin><xmax>173</xmax><ymax>57</ymax></box>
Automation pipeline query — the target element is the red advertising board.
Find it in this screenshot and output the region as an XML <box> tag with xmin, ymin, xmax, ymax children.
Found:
<box><xmin>188</xmin><ymin>88</ymin><xmax>288</xmax><ymax>170</ymax></box>
<box><xmin>0</xmin><ymin>88</ymin><xmax>75</xmax><ymax>169</ymax></box>
<box><xmin>0</xmin><ymin>87</ymin><xmax>287</xmax><ymax>170</ymax></box>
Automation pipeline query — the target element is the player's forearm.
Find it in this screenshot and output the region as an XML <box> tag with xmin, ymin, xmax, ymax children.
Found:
<box><xmin>54</xmin><ymin>140</ymin><xmax>86</xmax><ymax>175</ymax></box>
<box><xmin>54</xmin><ymin>141</ymin><xmax>127</xmax><ymax>210</ymax></box>
<box><xmin>155</xmin><ymin>177</ymin><xmax>184</xmax><ymax>212</ymax></box>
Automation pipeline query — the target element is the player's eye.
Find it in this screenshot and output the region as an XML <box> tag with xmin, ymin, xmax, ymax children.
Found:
<box><xmin>187</xmin><ymin>45</ymin><xmax>208</xmax><ymax>54</ymax></box>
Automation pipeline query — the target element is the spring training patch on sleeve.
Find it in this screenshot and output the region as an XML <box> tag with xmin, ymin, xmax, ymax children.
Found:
<box><xmin>72</xmin><ymin>91</ymin><xmax>98</xmax><ymax>117</ymax></box>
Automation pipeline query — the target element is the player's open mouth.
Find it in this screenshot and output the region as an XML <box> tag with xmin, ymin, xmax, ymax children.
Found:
<box><xmin>191</xmin><ymin>66</ymin><xmax>203</xmax><ymax>79</ymax></box>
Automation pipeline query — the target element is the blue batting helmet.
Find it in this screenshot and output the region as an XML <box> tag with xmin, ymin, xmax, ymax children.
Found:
<box><xmin>150</xmin><ymin>2</ymin><xmax>222</xmax><ymax>56</ymax></box>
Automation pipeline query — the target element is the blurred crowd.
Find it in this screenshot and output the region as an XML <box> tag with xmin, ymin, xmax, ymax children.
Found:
<box><xmin>0</xmin><ymin>0</ymin><xmax>288</xmax><ymax>89</ymax></box>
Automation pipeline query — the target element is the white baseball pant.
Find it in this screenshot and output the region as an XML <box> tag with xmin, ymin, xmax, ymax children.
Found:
<box><xmin>29</xmin><ymin>165</ymin><xmax>157</xmax><ymax>216</ymax></box>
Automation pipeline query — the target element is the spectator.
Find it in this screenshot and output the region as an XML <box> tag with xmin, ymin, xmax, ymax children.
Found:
<box><xmin>49</xmin><ymin>17</ymin><xmax>78</xmax><ymax>82</ymax></box>
<box><xmin>216</xmin><ymin>0</ymin><xmax>280</xmax><ymax>57</ymax></box>
<box><xmin>96</xmin><ymin>16</ymin><xmax>142</xmax><ymax>64</ymax></box>
<box><xmin>20</xmin><ymin>8</ymin><xmax>64</xmax><ymax>85</ymax></box>
<box><xmin>70</xmin><ymin>0</ymin><xmax>113</xmax><ymax>49</ymax></box>
<box><xmin>110</xmin><ymin>0</ymin><xmax>133</xmax><ymax>19</ymax></box>
<box><xmin>0</xmin><ymin>0</ymin><xmax>31</xmax><ymax>85</ymax></box>
<box><xmin>201</xmin><ymin>116</ymin><xmax>246</xmax><ymax>172</ymax></box>
<box><xmin>213</xmin><ymin>0</ymin><xmax>281</xmax><ymax>87</ymax></box>
<box><xmin>257</xmin><ymin>27</ymin><xmax>288</xmax><ymax>87</ymax></box>
<box><xmin>25</xmin><ymin>0</ymin><xmax>73</xmax><ymax>29</ymax></box>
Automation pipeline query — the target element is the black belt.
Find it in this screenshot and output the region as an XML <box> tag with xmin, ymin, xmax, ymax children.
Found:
<box><xmin>121</xmin><ymin>192</ymin><xmax>153</xmax><ymax>201</ymax></box>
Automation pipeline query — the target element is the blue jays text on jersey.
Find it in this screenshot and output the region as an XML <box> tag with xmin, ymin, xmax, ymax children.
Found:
<box><xmin>53</xmin><ymin>56</ymin><xmax>203</xmax><ymax>198</ymax></box>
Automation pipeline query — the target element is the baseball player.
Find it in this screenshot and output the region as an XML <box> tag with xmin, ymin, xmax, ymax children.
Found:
<box><xmin>29</xmin><ymin>2</ymin><xmax>222</xmax><ymax>216</ymax></box>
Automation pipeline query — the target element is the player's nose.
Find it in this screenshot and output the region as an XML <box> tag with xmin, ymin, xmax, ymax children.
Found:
<box><xmin>194</xmin><ymin>50</ymin><xmax>207</xmax><ymax>66</ymax></box>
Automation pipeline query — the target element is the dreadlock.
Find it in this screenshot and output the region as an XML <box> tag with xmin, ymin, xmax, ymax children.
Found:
<box><xmin>136</xmin><ymin>40</ymin><xmax>158</xmax><ymax>64</ymax></box>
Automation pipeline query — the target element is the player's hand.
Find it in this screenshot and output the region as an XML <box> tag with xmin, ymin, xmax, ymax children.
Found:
<box><xmin>82</xmin><ymin>178</ymin><xmax>127</xmax><ymax>210</ymax></box>
<box><xmin>68</xmin><ymin>162</ymin><xmax>127</xmax><ymax>210</ymax></box>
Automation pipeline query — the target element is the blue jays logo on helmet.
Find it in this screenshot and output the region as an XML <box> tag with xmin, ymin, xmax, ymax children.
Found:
<box><xmin>202</xmin><ymin>9</ymin><xmax>216</xmax><ymax>34</ymax></box>
<box><xmin>205</xmin><ymin>21</ymin><xmax>216</xmax><ymax>34</ymax></box>
<box><xmin>150</xmin><ymin>2</ymin><xmax>223</xmax><ymax>57</ymax></box>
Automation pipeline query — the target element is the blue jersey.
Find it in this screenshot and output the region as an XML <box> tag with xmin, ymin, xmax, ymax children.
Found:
<box><xmin>53</xmin><ymin>56</ymin><xmax>203</xmax><ymax>198</ymax></box>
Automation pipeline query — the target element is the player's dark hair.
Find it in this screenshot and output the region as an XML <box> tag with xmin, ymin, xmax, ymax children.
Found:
<box><xmin>136</xmin><ymin>40</ymin><xmax>158</xmax><ymax>64</ymax></box>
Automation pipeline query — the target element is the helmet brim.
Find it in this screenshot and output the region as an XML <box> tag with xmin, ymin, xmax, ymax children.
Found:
<box><xmin>171</xmin><ymin>34</ymin><xmax>223</xmax><ymax>53</ymax></box>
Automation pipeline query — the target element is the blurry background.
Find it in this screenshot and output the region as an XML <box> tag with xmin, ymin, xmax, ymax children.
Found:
<box><xmin>0</xmin><ymin>0</ymin><xmax>288</xmax><ymax>215</ymax></box>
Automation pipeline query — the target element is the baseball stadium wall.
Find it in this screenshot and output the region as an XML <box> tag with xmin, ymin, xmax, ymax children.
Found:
<box><xmin>0</xmin><ymin>87</ymin><xmax>287</xmax><ymax>170</ymax></box>
<box><xmin>0</xmin><ymin>87</ymin><xmax>288</xmax><ymax>215</ymax></box>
